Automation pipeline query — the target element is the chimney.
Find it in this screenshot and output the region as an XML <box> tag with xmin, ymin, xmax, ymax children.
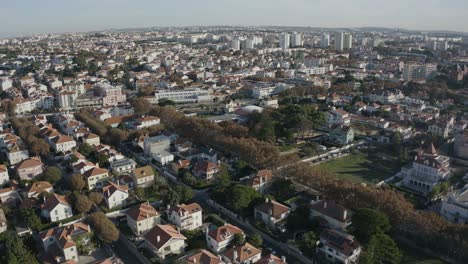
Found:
<box><xmin>233</xmin><ymin>249</ymin><xmax>238</xmax><ymax>260</ymax></box>
<box><xmin>281</xmin><ymin>256</ymin><xmax>286</xmax><ymax>263</ymax></box>
<box><xmin>269</xmin><ymin>209</ymin><xmax>273</xmax><ymax>216</ymax></box>
<box><xmin>343</xmin><ymin>209</ymin><xmax>348</xmax><ymax>220</ymax></box>
<box><xmin>323</xmin><ymin>201</ymin><xmax>327</xmax><ymax>209</ymax></box>
<box><xmin>157</xmin><ymin>235</ymin><xmax>160</xmax><ymax>243</ymax></box>
<box><xmin>265</xmin><ymin>197</ymin><xmax>269</xmax><ymax>203</ymax></box>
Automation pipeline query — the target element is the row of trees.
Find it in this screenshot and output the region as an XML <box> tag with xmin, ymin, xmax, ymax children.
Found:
<box><xmin>280</xmin><ymin>163</ymin><xmax>468</xmax><ymax>262</ymax></box>
<box><xmin>11</xmin><ymin>118</ymin><xmax>50</xmax><ymax>156</ymax></box>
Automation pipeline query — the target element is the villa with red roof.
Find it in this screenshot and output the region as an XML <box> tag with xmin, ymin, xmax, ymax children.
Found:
<box><xmin>41</xmin><ymin>193</ymin><xmax>73</xmax><ymax>222</ymax></box>
<box><xmin>143</xmin><ymin>224</ymin><xmax>187</xmax><ymax>259</ymax></box>
<box><xmin>126</xmin><ymin>202</ymin><xmax>160</xmax><ymax>236</ymax></box>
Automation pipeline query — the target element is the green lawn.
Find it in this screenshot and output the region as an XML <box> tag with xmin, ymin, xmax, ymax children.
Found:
<box><xmin>315</xmin><ymin>149</ymin><xmax>402</xmax><ymax>184</ymax></box>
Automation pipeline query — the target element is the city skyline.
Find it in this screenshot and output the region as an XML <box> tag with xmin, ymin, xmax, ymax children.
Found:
<box><xmin>1</xmin><ymin>0</ymin><xmax>468</xmax><ymax>38</ymax></box>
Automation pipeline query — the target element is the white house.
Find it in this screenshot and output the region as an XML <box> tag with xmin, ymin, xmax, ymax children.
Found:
<box><xmin>222</xmin><ymin>242</ymin><xmax>262</xmax><ymax>264</ymax></box>
<box><xmin>206</xmin><ymin>224</ymin><xmax>244</xmax><ymax>253</ymax></box>
<box><xmin>310</xmin><ymin>200</ymin><xmax>351</xmax><ymax>231</ymax></box>
<box><xmin>316</xmin><ymin>229</ymin><xmax>361</xmax><ymax>264</ymax></box>
<box><xmin>7</xmin><ymin>143</ymin><xmax>29</xmax><ymax>165</ymax></box>
<box><xmin>50</xmin><ymin>135</ymin><xmax>77</xmax><ymax>153</ymax></box>
<box><xmin>83</xmin><ymin>167</ymin><xmax>109</xmax><ymax>190</ymax></box>
<box><xmin>0</xmin><ymin>165</ymin><xmax>9</xmax><ymax>186</ymax></box>
<box><xmin>110</xmin><ymin>158</ymin><xmax>137</xmax><ymax>176</ymax></box>
<box><xmin>136</xmin><ymin>116</ymin><xmax>161</xmax><ymax>129</ymax></box>
<box><xmin>254</xmin><ymin>198</ymin><xmax>290</xmax><ymax>229</ymax></box>
<box><xmin>41</xmin><ymin>193</ymin><xmax>73</xmax><ymax>222</ymax></box>
<box><xmin>0</xmin><ymin>209</ymin><xmax>6</xmax><ymax>234</ymax></box>
<box><xmin>39</xmin><ymin>222</ymin><xmax>91</xmax><ymax>263</ymax></box>
<box><xmin>102</xmin><ymin>181</ymin><xmax>129</xmax><ymax>209</ymax></box>
<box><xmin>126</xmin><ymin>202</ymin><xmax>161</xmax><ymax>236</ymax></box>
<box><xmin>143</xmin><ymin>224</ymin><xmax>187</xmax><ymax>259</ymax></box>
<box><xmin>440</xmin><ymin>184</ymin><xmax>468</xmax><ymax>224</ymax></box>
<box><xmin>131</xmin><ymin>165</ymin><xmax>155</xmax><ymax>188</ymax></box>
<box><xmin>26</xmin><ymin>181</ymin><xmax>53</xmax><ymax>198</ymax></box>
<box><xmin>325</xmin><ymin>109</ymin><xmax>351</xmax><ymax>128</ymax></box>
<box><xmin>15</xmin><ymin>157</ymin><xmax>44</xmax><ymax>180</ymax></box>
<box><xmin>144</xmin><ymin>135</ymin><xmax>174</xmax><ymax>165</ymax></box>
<box><xmin>168</xmin><ymin>203</ymin><xmax>203</xmax><ymax>231</ymax></box>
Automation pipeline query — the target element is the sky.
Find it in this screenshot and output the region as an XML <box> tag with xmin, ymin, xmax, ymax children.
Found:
<box><xmin>1</xmin><ymin>0</ymin><xmax>468</xmax><ymax>37</ymax></box>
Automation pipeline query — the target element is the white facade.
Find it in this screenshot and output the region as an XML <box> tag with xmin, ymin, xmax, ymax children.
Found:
<box><xmin>42</xmin><ymin>202</ymin><xmax>73</xmax><ymax>222</ymax></box>
<box><xmin>440</xmin><ymin>184</ymin><xmax>468</xmax><ymax>224</ymax></box>
<box><xmin>279</xmin><ymin>33</ymin><xmax>290</xmax><ymax>49</ymax></box>
<box><xmin>155</xmin><ymin>88</ymin><xmax>213</xmax><ymax>104</ymax></box>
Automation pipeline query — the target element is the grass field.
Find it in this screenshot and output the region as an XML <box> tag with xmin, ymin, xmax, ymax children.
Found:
<box><xmin>315</xmin><ymin>147</ymin><xmax>403</xmax><ymax>184</ymax></box>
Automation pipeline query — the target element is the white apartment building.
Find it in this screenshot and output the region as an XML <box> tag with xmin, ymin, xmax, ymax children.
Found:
<box><xmin>155</xmin><ymin>88</ymin><xmax>213</xmax><ymax>104</ymax></box>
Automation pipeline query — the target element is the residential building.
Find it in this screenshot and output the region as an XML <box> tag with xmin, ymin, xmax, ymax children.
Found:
<box><xmin>329</xmin><ymin>125</ymin><xmax>354</xmax><ymax>145</ymax></box>
<box><xmin>254</xmin><ymin>198</ymin><xmax>291</xmax><ymax>229</ymax></box>
<box><xmin>291</xmin><ymin>32</ymin><xmax>302</xmax><ymax>47</ymax></box>
<box><xmin>325</xmin><ymin>109</ymin><xmax>351</xmax><ymax>128</ymax></box>
<box><xmin>143</xmin><ymin>224</ymin><xmax>187</xmax><ymax>259</ymax></box>
<box><xmin>279</xmin><ymin>32</ymin><xmax>290</xmax><ymax>49</ymax></box>
<box><xmin>154</xmin><ymin>88</ymin><xmax>213</xmax><ymax>104</ymax></box>
<box><xmin>0</xmin><ymin>165</ymin><xmax>9</xmax><ymax>186</ymax></box>
<box><xmin>316</xmin><ymin>229</ymin><xmax>361</xmax><ymax>264</ymax></box>
<box><xmin>15</xmin><ymin>157</ymin><xmax>44</xmax><ymax>180</ymax></box>
<box><xmin>427</xmin><ymin>119</ymin><xmax>453</xmax><ymax>139</ymax></box>
<box><xmin>257</xmin><ymin>254</ymin><xmax>287</xmax><ymax>264</ymax></box>
<box><xmin>222</xmin><ymin>243</ymin><xmax>262</xmax><ymax>264</ymax></box>
<box><xmin>207</xmin><ymin>224</ymin><xmax>244</xmax><ymax>253</ymax></box>
<box><xmin>440</xmin><ymin>184</ymin><xmax>468</xmax><ymax>224</ymax></box>
<box><xmin>399</xmin><ymin>144</ymin><xmax>452</xmax><ymax>195</ymax></box>
<box><xmin>40</xmin><ymin>222</ymin><xmax>91</xmax><ymax>263</ymax></box>
<box><xmin>7</xmin><ymin>143</ymin><xmax>29</xmax><ymax>165</ymax></box>
<box><xmin>110</xmin><ymin>158</ymin><xmax>137</xmax><ymax>176</ymax></box>
<box><xmin>41</xmin><ymin>193</ymin><xmax>73</xmax><ymax>222</ymax></box>
<box><xmin>335</xmin><ymin>32</ymin><xmax>344</xmax><ymax>51</ymax></box>
<box><xmin>84</xmin><ymin>167</ymin><xmax>109</xmax><ymax>190</ymax></box>
<box><xmin>310</xmin><ymin>200</ymin><xmax>351</xmax><ymax>231</ymax></box>
<box><xmin>131</xmin><ymin>165</ymin><xmax>155</xmax><ymax>188</ymax></box>
<box><xmin>126</xmin><ymin>202</ymin><xmax>161</xmax><ymax>236</ymax></box>
<box><xmin>0</xmin><ymin>209</ymin><xmax>6</xmax><ymax>233</ymax></box>
<box><xmin>144</xmin><ymin>135</ymin><xmax>174</xmax><ymax>165</ymax></box>
<box><xmin>83</xmin><ymin>133</ymin><xmax>100</xmax><ymax>146</ymax></box>
<box><xmin>169</xmin><ymin>203</ymin><xmax>203</xmax><ymax>231</ymax></box>
<box><xmin>248</xmin><ymin>169</ymin><xmax>273</xmax><ymax>194</ymax></box>
<box><xmin>26</xmin><ymin>181</ymin><xmax>53</xmax><ymax>198</ymax></box>
<box><xmin>102</xmin><ymin>181</ymin><xmax>129</xmax><ymax>209</ymax></box>
<box><xmin>186</xmin><ymin>249</ymin><xmax>222</xmax><ymax>264</ymax></box>
<box><xmin>403</xmin><ymin>63</ymin><xmax>438</xmax><ymax>82</ymax></box>
<box><xmin>454</xmin><ymin>131</ymin><xmax>468</xmax><ymax>160</ymax></box>
<box><xmin>193</xmin><ymin>160</ymin><xmax>219</xmax><ymax>180</ymax></box>
<box><xmin>50</xmin><ymin>134</ymin><xmax>77</xmax><ymax>153</ymax></box>
<box><xmin>135</xmin><ymin>116</ymin><xmax>161</xmax><ymax>129</ymax></box>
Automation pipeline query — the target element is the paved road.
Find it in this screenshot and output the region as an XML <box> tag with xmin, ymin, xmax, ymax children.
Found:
<box><xmin>112</xmin><ymin>237</ymin><xmax>147</xmax><ymax>264</ymax></box>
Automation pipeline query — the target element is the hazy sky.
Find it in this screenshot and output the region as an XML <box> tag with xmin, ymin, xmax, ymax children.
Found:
<box><xmin>1</xmin><ymin>0</ymin><xmax>468</xmax><ymax>37</ymax></box>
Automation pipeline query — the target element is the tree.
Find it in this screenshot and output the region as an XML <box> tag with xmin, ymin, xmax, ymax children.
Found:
<box><xmin>215</xmin><ymin>164</ymin><xmax>231</xmax><ymax>188</ymax></box>
<box><xmin>0</xmin><ymin>231</ymin><xmax>39</xmax><ymax>264</ymax></box>
<box><xmin>87</xmin><ymin>212</ymin><xmax>119</xmax><ymax>243</ymax></box>
<box><xmin>174</xmin><ymin>185</ymin><xmax>194</xmax><ymax>203</ymax></box>
<box><xmin>70</xmin><ymin>174</ymin><xmax>86</xmax><ymax>191</ymax></box>
<box><xmin>158</xmin><ymin>98</ymin><xmax>176</xmax><ymax>107</ymax></box>
<box><xmin>42</xmin><ymin>166</ymin><xmax>62</xmax><ymax>184</ymax></box>
<box><xmin>351</xmin><ymin>208</ymin><xmax>391</xmax><ymax>243</ymax></box>
<box><xmin>299</xmin><ymin>231</ymin><xmax>317</xmax><ymax>257</ymax></box>
<box><xmin>19</xmin><ymin>208</ymin><xmax>42</xmax><ymax>230</ymax></box>
<box><xmin>88</xmin><ymin>192</ymin><xmax>103</xmax><ymax>205</ymax></box>
<box><xmin>360</xmin><ymin>232</ymin><xmax>402</xmax><ymax>264</ymax></box>
<box><xmin>247</xmin><ymin>233</ymin><xmax>263</xmax><ymax>247</ymax></box>
<box><xmin>131</xmin><ymin>97</ymin><xmax>152</xmax><ymax>114</ymax></box>
<box><xmin>232</xmin><ymin>233</ymin><xmax>246</xmax><ymax>247</ymax></box>
<box><xmin>226</xmin><ymin>184</ymin><xmax>261</xmax><ymax>212</ymax></box>
<box><xmin>108</xmin><ymin>128</ymin><xmax>129</xmax><ymax>146</ymax></box>
<box><xmin>75</xmin><ymin>194</ymin><xmax>93</xmax><ymax>213</ymax></box>
<box><xmin>270</xmin><ymin>178</ymin><xmax>294</xmax><ymax>201</ymax></box>
<box><xmin>79</xmin><ymin>143</ymin><xmax>94</xmax><ymax>157</ymax></box>
<box><xmin>286</xmin><ymin>205</ymin><xmax>312</xmax><ymax>231</ymax></box>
